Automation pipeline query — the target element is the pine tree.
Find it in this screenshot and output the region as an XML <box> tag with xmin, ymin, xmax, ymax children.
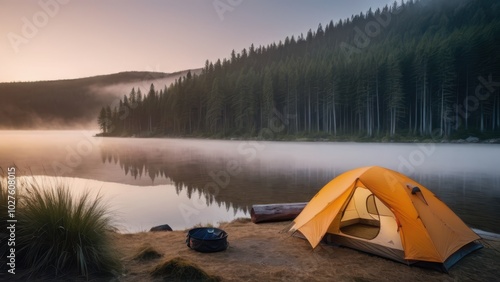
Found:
<box><xmin>385</xmin><ymin>54</ymin><xmax>404</xmax><ymax>137</ymax></box>
<box><xmin>97</xmin><ymin>107</ymin><xmax>107</xmax><ymax>134</ymax></box>
<box><xmin>206</xmin><ymin>78</ymin><xmax>224</xmax><ymax>134</ymax></box>
<box><xmin>262</xmin><ymin>70</ymin><xmax>275</xmax><ymax>130</ymax></box>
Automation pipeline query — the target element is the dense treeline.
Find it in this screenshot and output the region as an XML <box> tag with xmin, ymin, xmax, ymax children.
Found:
<box><xmin>98</xmin><ymin>0</ymin><xmax>500</xmax><ymax>140</ymax></box>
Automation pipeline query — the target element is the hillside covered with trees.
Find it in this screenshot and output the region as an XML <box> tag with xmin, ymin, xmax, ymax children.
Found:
<box><xmin>0</xmin><ymin>71</ymin><xmax>192</xmax><ymax>129</ymax></box>
<box><xmin>98</xmin><ymin>0</ymin><xmax>500</xmax><ymax>140</ymax></box>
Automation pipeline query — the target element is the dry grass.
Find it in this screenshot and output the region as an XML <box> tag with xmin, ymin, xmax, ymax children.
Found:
<box><xmin>131</xmin><ymin>244</ymin><xmax>163</xmax><ymax>261</ymax></box>
<box><xmin>150</xmin><ymin>257</ymin><xmax>221</xmax><ymax>281</ymax></box>
<box><xmin>114</xmin><ymin>218</ymin><xmax>500</xmax><ymax>282</ymax></box>
<box><xmin>223</xmin><ymin>217</ymin><xmax>251</xmax><ymax>224</ymax></box>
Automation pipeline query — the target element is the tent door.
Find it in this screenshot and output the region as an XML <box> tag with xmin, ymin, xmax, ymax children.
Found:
<box><xmin>339</xmin><ymin>187</ymin><xmax>381</xmax><ymax>240</ymax></box>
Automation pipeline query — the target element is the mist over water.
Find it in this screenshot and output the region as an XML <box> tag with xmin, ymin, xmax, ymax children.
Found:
<box><xmin>1</xmin><ymin>130</ymin><xmax>499</xmax><ymax>232</ymax></box>
<box><xmin>0</xmin><ymin>70</ymin><xmax>201</xmax><ymax>130</ymax></box>
<box><xmin>89</xmin><ymin>70</ymin><xmax>198</xmax><ymax>102</ymax></box>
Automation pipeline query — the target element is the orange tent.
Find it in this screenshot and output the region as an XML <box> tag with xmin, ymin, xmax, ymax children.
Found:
<box><xmin>290</xmin><ymin>166</ymin><xmax>482</xmax><ymax>271</ymax></box>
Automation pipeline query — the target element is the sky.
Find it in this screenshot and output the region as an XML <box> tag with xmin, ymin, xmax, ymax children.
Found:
<box><xmin>1</xmin><ymin>0</ymin><xmax>396</xmax><ymax>83</ymax></box>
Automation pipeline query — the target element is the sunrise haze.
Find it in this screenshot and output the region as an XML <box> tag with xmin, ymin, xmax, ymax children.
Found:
<box><xmin>1</xmin><ymin>0</ymin><xmax>395</xmax><ymax>82</ymax></box>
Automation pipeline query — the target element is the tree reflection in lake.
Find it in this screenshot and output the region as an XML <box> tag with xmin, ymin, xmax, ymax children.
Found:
<box><xmin>99</xmin><ymin>140</ymin><xmax>500</xmax><ymax>233</ymax></box>
<box><xmin>99</xmin><ymin>141</ymin><xmax>335</xmax><ymax>214</ymax></box>
<box><xmin>1</xmin><ymin>131</ymin><xmax>498</xmax><ymax>233</ymax></box>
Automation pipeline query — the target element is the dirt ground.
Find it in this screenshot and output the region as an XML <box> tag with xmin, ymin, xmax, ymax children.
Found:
<box><xmin>113</xmin><ymin>219</ymin><xmax>500</xmax><ymax>282</ymax></box>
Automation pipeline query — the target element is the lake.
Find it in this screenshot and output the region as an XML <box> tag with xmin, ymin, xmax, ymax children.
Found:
<box><xmin>1</xmin><ymin>130</ymin><xmax>499</xmax><ymax>233</ymax></box>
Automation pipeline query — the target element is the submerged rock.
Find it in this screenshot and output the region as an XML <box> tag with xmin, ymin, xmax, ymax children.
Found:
<box><xmin>485</xmin><ymin>138</ymin><xmax>500</xmax><ymax>143</ymax></box>
<box><xmin>466</xmin><ymin>136</ymin><xmax>480</xmax><ymax>143</ymax></box>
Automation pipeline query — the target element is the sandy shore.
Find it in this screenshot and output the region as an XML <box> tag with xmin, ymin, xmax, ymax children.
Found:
<box><xmin>113</xmin><ymin>219</ymin><xmax>500</xmax><ymax>282</ymax></box>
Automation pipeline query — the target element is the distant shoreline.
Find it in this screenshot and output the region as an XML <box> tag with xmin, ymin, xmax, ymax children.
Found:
<box><xmin>94</xmin><ymin>132</ymin><xmax>500</xmax><ymax>144</ymax></box>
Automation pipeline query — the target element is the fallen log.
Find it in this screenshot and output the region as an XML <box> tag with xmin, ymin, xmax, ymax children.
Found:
<box><xmin>250</xmin><ymin>202</ymin><xmax>307</xmax><ymax>223</ymax></box>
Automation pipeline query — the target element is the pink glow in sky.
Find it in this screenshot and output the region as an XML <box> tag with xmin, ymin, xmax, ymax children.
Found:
<box><xmin>1</xmin><ymin>0</ymin><xmax>395</xmax><ymax>82</ymax></box>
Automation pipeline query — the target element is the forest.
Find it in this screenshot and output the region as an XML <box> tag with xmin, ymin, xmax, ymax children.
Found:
<box><xmin>97</xmin><ymin>0</ymin><xmax>500</xmax><ymax>140</ymax></box>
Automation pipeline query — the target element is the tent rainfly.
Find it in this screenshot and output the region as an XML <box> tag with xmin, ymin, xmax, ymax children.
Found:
<box><xmin>290</xmin><ymin>166</ymin><xmax>482</xmax><ymax>272</ymax></box>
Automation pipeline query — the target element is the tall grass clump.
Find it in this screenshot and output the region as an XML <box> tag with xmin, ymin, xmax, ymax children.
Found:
<box><xmin>150</xmin><ymin>257</ymin><xmax>221</xmax><ymax>281</ymax></box>
<box><xmin>0</xmin><ymin>179</ymin><xmax>11</xmax><ymax>268</ymax></box>
<box><xmin>17</xmin><ymin>178</ymin><xmax>121</xmax><ymax>279</ymax></box>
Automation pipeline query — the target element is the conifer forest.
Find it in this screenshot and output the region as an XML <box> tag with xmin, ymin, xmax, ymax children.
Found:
<box><xmin>98</xmin><ymin>0</ymin><xmax>500</xmax><ymax>140</ymax></box>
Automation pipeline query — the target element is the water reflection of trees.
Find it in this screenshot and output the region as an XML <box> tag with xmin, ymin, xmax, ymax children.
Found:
<box><xmin>99</xmin><ymin>142</ymin><xmax>500</xmax><ymax>233</ymax></box>
<box><xmin>99</xmin><ymin>143</ymin><xmax>337</xmax><ymax>213</ymax></box>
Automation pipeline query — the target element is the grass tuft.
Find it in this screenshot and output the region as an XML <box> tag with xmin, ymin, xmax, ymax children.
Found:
<box><xmin>230</xmin><ymin>217</ymin><xmax>251</xmax><ymax>224</ymax></box>
<box><xmin>150</xmin><ymin>257</ymin><xmax>221</xmax><ymax>281</ymax></box>
<box><xmin>132</xmin><ymin>244</ymin><xmax>163</xmax><ymax>261</ymax></box>
<box><xmin>15</xmin><ymin>177</ymin><xmax>121</xmax><ymax>279</ymax></box>
<box><xmin>0</xmin><ymin>179</ymin><xmax>11</xmax><ymax>268</ymax></box>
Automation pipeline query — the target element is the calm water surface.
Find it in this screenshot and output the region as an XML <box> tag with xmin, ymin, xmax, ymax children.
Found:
<box><xmin>1</xmin><ymin>130</ymin><xmax>499</xmax><ymax>233</ymax></box>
